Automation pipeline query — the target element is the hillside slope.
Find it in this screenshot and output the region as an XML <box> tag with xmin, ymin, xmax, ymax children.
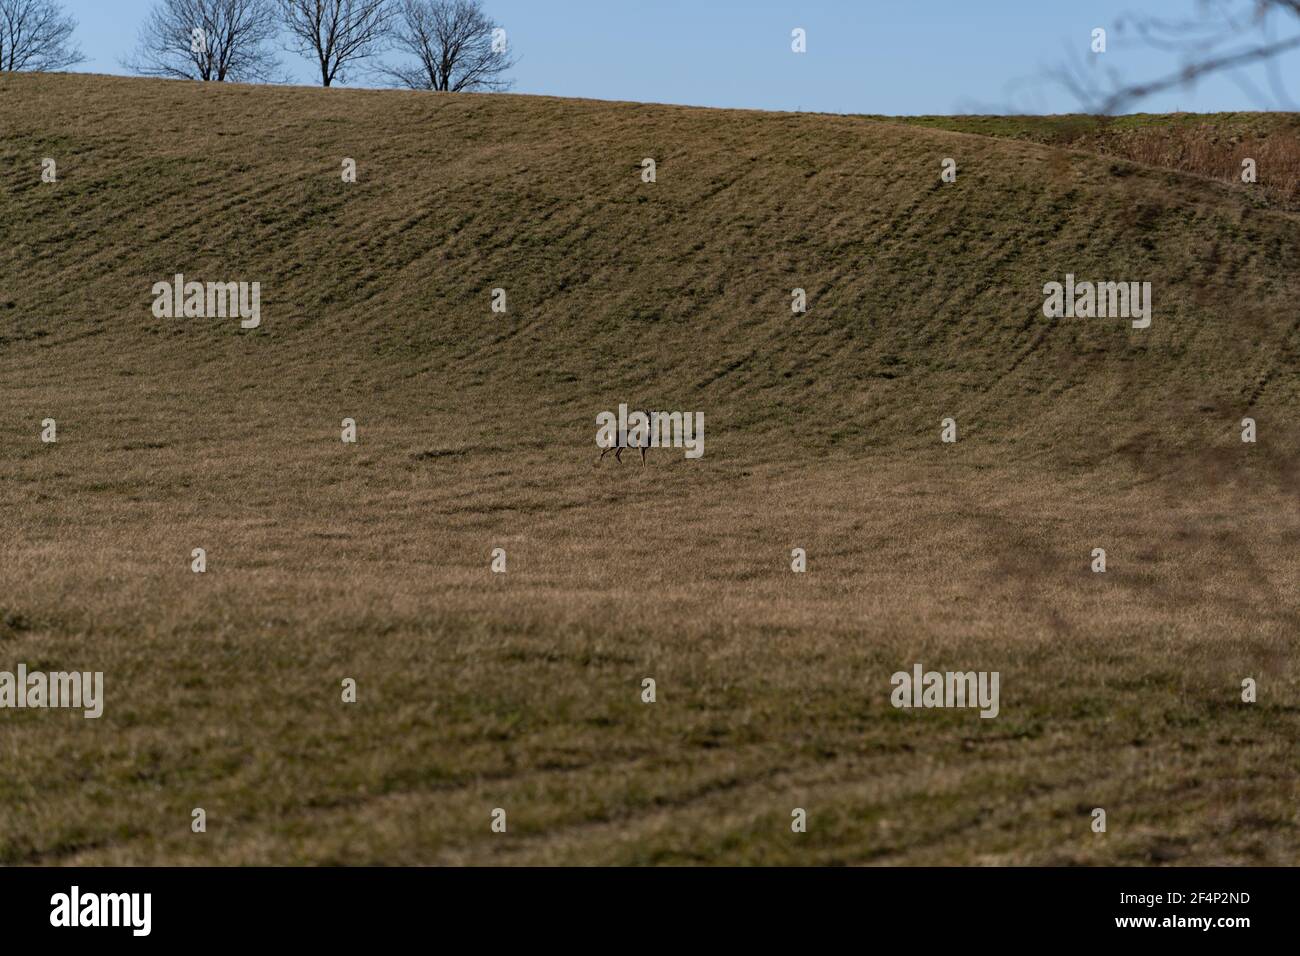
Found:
<box><xmin>0</xmin><ymin>74</ymin><xmax>1297</xmax><ymax>866</ymax></box>
<box><xmin>2</xmin><ymin>73</ymin><xmax>1297</xmax><ymax>466</ymax></box>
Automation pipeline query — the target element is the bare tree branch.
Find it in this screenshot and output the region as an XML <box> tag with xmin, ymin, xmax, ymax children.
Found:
<box><xmin>278</xmin><ymin>0</ymin><xmax>395</xmax><ymax>87</ymax></box>
<box><xmin>0</xmin><ymin>0</ymin><xmax>84</xmax><ymax>72</ymax></box>
<box><xmin>381</xmin><ymin>0</ymin><xmax>515</xmax><ymax>93</ymax></box>
<box><xmin>1059</xmin><ymin>0</ymin><xmax>1300</xmax><ymax>114</ymax></box>
<box><xmin>125</xmin><ymin>0</ymin><xmax>284</xmax><ymax>83</ymax></box>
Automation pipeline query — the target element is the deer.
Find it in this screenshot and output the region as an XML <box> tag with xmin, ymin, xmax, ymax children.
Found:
<box><xmin>599</xmin><ymin>409</ymin><xmax>652</xmax><ymax>464</ymax></box>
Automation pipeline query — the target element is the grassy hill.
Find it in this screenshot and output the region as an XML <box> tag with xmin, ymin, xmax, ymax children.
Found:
<box><xmin>1</xmin><ymin>72</ymin><xmax>1297</xmax><ymax>865</ymax></box>
<box><xmin>894</xmin><ymin>111</ymin><xmax>1300</xmax><ymax>208</ymax></box>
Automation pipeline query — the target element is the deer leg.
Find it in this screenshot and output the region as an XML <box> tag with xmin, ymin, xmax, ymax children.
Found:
<box><xmin>615</xmin><ymin>447</ymin><xmax>624</xmax><ymax>463</ymax></box>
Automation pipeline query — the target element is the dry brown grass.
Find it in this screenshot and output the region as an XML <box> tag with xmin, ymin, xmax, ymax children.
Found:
<box><xmin>900</xmin><ymin>112</ymin><xmax>1300</xmax><ymax>208</ymax></box>
<box><xmin>0</xmin><ymin>74</ymin><xmax>1297</xmax><ymax>865</ymax></box>
<box><xmin>1081</xmin><ymin>125</ymin><xmax>1300</xmax><ymax>207</ymax></box>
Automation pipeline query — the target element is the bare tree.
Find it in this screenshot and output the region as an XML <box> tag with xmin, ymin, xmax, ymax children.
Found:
<box><xmin>1058</xmin><ymin>1</ymin><xmax>1300</xmax><ymax>113</ymax></box>
<box><xmin>0</xmin><ymin>0</ymin><xmax>85</xmax><ymax>72</ymax></box>
<box><xmin>382</xmin><ymin>0</ymin><xmax>515</xmax><ymax>92</ymax></box>
<box><xmin>278</xmin><ymin>0</ymin><xmax>395</xmax><ymax>87</ymax></box>
<box><xmin>125</xmin><ymin>0</ymin><xmax>283</xmax><ymax>82</ymax></box>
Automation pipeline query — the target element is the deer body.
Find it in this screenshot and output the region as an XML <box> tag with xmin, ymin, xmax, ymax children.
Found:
<box><xmin>599</xmin><ymin>409</ymin><xmax>651</xmax><ymax>464</ymax></box>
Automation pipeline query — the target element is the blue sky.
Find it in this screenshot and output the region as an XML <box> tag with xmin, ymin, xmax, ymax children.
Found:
<box><xmin>59</xmin><ymin>0</ymin><xmax>1300</xmax><ymax>114</ymax></box>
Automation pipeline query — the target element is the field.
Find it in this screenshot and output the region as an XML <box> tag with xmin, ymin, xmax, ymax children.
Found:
<box><xmin>1</xmin><ymin>73</ymin><xmax>1297</xmax><ymax>865</ymax></box>
<box><xmin>893</xmin><ymin>111</ymin><xmax>1300</xmax><ymax>208</ymax></box>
